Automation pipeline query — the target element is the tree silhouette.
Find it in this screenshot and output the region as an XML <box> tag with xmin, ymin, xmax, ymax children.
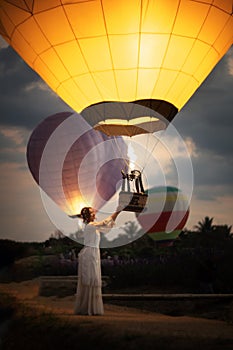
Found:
<box><xmin>99</xmin><ymin>220</ymin><xmax>144</xmax><ymax>248</ymax></box>
<box><xmin>212</xmin><ymin>224</ymin><xmax>232</xmax><ymax>240</ymax></box>
<box><xmin>194</xmin><ymin>216</ymin><xmax>214</xmax><ymax>234</ymax></box>
<box><xmin>122</xmin><ymin>221</ymin><xmax>143</xmax><ymax>240</ymax></box>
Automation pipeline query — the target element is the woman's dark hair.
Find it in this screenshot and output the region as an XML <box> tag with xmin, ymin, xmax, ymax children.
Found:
<box><xmin>79</xmin><ymin>207</ymin><xmax>92</xmax><ymax>224</ymax></box>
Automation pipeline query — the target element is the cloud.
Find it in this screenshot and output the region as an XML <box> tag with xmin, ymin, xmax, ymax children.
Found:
<box><xmin>170</xmin><ymin>47</ymin><xmax>233</xmax><ymax>204</ymax></box>
<box><xmin>0</xmin><ymin>125</ymin><xmax>29</xmax><ymax>164</ymax></box>
<box><xmin>1</xmin><ymin>125</ymin><xmax>28</xmax><ymax>145</ymax></box>
<box><xmin>0</xmin><ymin>36</ymin><xmax>8</xmax><ymax>49</ymax></box>
<box><xmin>191</xmin><ymin>152</ymin><xmax>233</xmax><ymax>188</ymax></box>
<box><xmin>0</xmin><ymin>162</ymin><xmax>55</xmax><ymax>241</ymax></box>
<box><xmin>173</xmin><ymin>47</ymin><xmax>233</xmax><ymax>158</ymax></box>
<box><xmin>226</xmin><ymin>47</ymin><xmax>233</xmax><ymax>76</ymax></box>
<box><xmin>187</xmin><ymin>194</ymin><xmax>233</xmax><ymax>229</ymax></box>
<box><xmin>0</xmin><ymin>46</ymin><xmax>72</xmax><ymax>131</ymax></box>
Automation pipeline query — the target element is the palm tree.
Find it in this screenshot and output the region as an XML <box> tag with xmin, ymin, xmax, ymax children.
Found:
<box><xmin>212</xmin><ymin>224</ymin><xmax>232</xmax><ymax>239</ymax></box>
<box><xmin>194</xmin><ymin>216</ymin><xmax>214</xmax><ymax>234</ymax></box>
<box><xmin>123</xmin><ymin>221</ymin><xmax>143</xmax><ymax>239</ymax></box>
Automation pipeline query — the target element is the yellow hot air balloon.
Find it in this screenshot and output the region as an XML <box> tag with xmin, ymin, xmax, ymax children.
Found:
<box><xmin>0</xmin><ymin>0</ymin><xmax>232</xmax><ymax>119</ymax></box>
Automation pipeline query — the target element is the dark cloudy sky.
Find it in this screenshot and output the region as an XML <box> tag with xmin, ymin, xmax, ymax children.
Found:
<box><xmin>0</xmin><ymin>36</ymin><xmax>232</xmax><ymax>242</ymax></box>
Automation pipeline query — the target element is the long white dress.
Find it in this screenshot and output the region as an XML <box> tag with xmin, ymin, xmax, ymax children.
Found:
<box><xmin>74</xmin><ymin>216</ymin><xmax>114</xmax><ymax>315</ymax></box>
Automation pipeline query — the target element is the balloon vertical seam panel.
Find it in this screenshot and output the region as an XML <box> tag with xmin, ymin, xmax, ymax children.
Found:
<box><xmin>0</xmin><ymin>1</ymin><xmax>232</xmax><ymax>112</ymax></box>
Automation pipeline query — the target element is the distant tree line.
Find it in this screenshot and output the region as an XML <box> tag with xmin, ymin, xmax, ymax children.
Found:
<box><xmin>0</xmin><ymin>217</ymin><xmax>232</xmax><ymax>268</ymax></box>
<box><xmin>0</xmin><ymin>217</ymin><xmax>232</xmax><ymax>292</ymax></box>
<box><xmin>0</xmin><ymin>231</ymin><xmax>81</xmax><ymax>269</ymax></box>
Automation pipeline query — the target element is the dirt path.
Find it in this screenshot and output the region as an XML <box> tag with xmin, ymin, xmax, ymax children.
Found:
<box><xmin>1</xmin><ymin>279</ymin><xmax>233</xmax><ymax>350</ymax></box>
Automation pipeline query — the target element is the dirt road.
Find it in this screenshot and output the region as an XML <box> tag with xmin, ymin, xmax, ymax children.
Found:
<box><xmin>0</xmin><ymin>279</ymin><xmax>233</xmax><ymax>350</ymax></box>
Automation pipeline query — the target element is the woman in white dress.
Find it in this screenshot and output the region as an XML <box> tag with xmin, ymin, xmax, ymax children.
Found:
<box><xmin>74</xmin><ymin>207</ymin><xmax>121</xmax><ymax>315</ymax></box>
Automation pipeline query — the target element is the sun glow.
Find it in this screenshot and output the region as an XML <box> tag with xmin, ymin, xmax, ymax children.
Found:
<box><xmin>69</xmin><ymin>198</ymin><xmax>87</xmax><ymax>216</ymax></box>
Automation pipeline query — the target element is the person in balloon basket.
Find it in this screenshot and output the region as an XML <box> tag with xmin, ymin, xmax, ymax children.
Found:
<box><xmin>74</xmin><ymin>206</ymin><xmax>122</xmax><ymax>316</ymax></box>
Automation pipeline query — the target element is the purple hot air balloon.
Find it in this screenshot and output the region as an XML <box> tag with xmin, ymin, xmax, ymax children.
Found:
<box><xmin>27</xmin><ymin>112</ymin><xmax>128</xmax><ymax>216</ymax></box>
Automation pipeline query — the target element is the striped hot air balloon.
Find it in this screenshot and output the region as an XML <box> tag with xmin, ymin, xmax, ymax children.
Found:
<box><xmin>136</xmin><ymin>186</ymin><xmax>189</xmax><ymax>246</ymax></box>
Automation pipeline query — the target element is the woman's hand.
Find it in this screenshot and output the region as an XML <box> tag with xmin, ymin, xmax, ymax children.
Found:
<box><xmin>116</xmin><ymin>204</ymin><xmax>125</xmax><ymax>212</ymax></box>
<box><xmin>111</xmin><ymin>204</ymin><xmax>124</xmax><ymax>221</ymax></box>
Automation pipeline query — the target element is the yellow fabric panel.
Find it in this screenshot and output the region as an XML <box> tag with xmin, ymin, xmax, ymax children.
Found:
<box><xmin>34</xmin><ymin>56</ymin><xmax>60</xmax><ymax>90</ymax></box>
<box><xmin>141</xmin><ymin>0</ymin><xmax>179</xmax><ymax>34</ymax></box>
<box><xmin>3</xmin><ymin>2</ymin><xmax>30</xmax><ymax>26</ymax></box>
<box><xmin>54</xmin><ymin>41</ymin><xmax>89</xmax><ymax>76</ymax></box>
<box><xmin>194</xmin><ymin>47</ymin><xmax>219</xmax><ymax>83</ymax></box>
<box><xmin>139</xmin><ymin>34</ymin><xmax>169</xmax><ymax>68</ymax></box>
<box><xmin>103</xmin><ymin>0</ymin><xmax>141</xmax><ymax>35</ymax></box>
<box><xmin>137</xmin><ymin>69</ymin><xmax>159</xmax><ymax>99</ymax></box>
<box><xmin>173</xmin><ymin>1</ymin><xmax>209</xmax><ymax>38</ymax></box>
<box><xmin>33</xmin><ymin>0</ymin><xmax>61</xmax><ymax>13</ymax></box>
<box><xmin>109</xmin><ymin>34</ymin><xmax>138</xmax><ymax>69</ymax></box>
<box><xmin>74</xmin><ymin>74</ymin><xmax>103</xmax><ymax>102</ymax></box>
<box><xmin>165</xmin><ymin>74</ymin><xmax>199</xmax><ymax>108</ymax></box>
<box><xmin>6</xmin><ymin>0</ymin><xmax>30</xmax><ymax>12</ymax></box>
<box><xmin>163</xmin><ymin>36</ymin><xmax>195</xmax><ymax>71</ymax></box>
<box><xmin>175</xmin><ymin>81</ymin><xmax>199</xmax><ymax>110</ymax></box>
<box><xmin>152</xmin><ymin>69</ymin><xmax>178</xmax><ymax>101</ymax></box>
<box><xmin>39</xmin><ymin>48</ymin><xmax>70</xmax><ymax>82</ymax></box>
<box><xmin>61</xmin><ymin>0</ymin><xmax>92</xmax><ymax>3</ymax></box>
<box><xmin>56</xmin><ymin>85</ymin><xmax>72</xmax><ymax>107</ymax></box>
<box><xmin>12</xmin><ymin>29</ymin><xmax>37</xmax><ymax>65</ymax></box>
<box><xmin>198</xmin><ymin>6</ymin><xmax>231</xmax><ymax>46</ymax></box>
<box><xmin>92</xmin><ymin>71</ymin><xmax>119</xmax><ymax>101</ymax></box>
<box><xmin>57</xmin><ymin>80</ymin><xmax>88</xmax><ymax>109</ymax></box>
<box><xmin>0</xmin><ymin>0</ymin><xmax>232</xmax><ymax>114</ymax></box>
<box><xmin>213</xmin><ymin>0</ymin><xmax>233</xmax><ymax>12</ymax></box>
<box><xmin>182</xmin><ymin>40</ymin><xmax>210</xmax><ymax>74</ymax></box>
<box><xmin>18</xmin><ymin>17</ymin><xmax>51</xmax><ymax>54</ymax></box>
<box><xmin>115</xmin><ymin>69</ymin><xmax>137</xmax><ymax>101</ymax></box>
<box><xmin>0</xmin><ymin>9</ymin><xmax>15</xmax><ymax>38</ymax></box>
<box><xmin>197</xmin><ymin>0</ymin><xmax>213</xmax><ymax>3</ymax></box>
<box><xmin>34</xmin><ymin>7</ymin><xmax>75</xmax><ymax>45</ymax></box>
<box><xmin>214</xmin><ymin>17</ymin><xmax>233</xmax><ymax>53</ymax></box>
<box><xmin>24</xmin><ymin>0</ymin><xmax>33</xmax><ymax>12</ymax></box>
<box><xmin>78</xmin><ymin>36</ymin><xmax>112</xmax><ymax>71</ymax></box>
<box><xmin>63</xmin><ymin>2</ymin><xmax>106</xmax><ymax>38</ymax></box>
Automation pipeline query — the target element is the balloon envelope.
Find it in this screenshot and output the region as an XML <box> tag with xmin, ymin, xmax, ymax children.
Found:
<box><xmin>26</xmin><ymin>112</ymin><xmax>127</xmax><ymax>215</ymax></box>
<box><xmin>136</xmin><ymin>186</ymin><xmax>190</xmax><ymax>246</ymax></box>
<box><xmin>0</xmin><ymin>1</ymin><xmax>232</xmax><ymax>114</ymax></box>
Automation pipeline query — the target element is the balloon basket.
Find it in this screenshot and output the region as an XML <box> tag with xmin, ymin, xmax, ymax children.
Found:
<box><xmin>119</xmin><ymin>191</ymin><xmax>148</xmax><ymax>213</ymax></box>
